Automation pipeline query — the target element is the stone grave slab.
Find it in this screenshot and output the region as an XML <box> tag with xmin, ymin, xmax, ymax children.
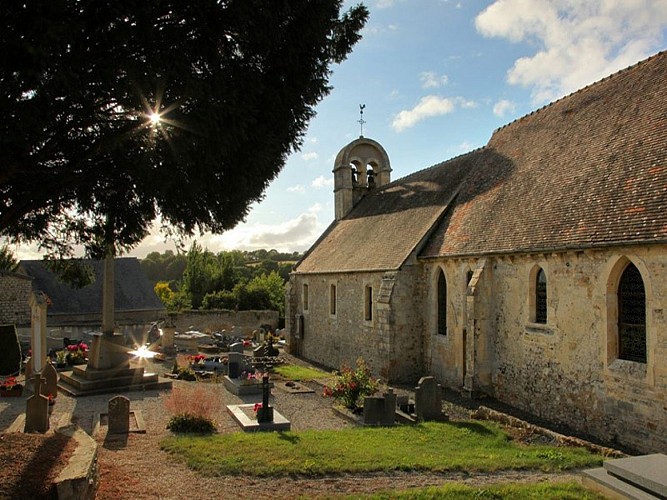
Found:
<box><xmin>226</xmin><ymin>404</ymin><xmax>291</xmax><ymax>432</ymax></box>
<box><xmin>604</xmin><ymin>453</ymin><xmax>667</xmax><ymax>498</ymax></box>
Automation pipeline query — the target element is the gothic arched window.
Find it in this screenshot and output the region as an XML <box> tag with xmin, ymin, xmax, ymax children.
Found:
<box><xmin>437</xmin><ymin>270</ymin><xmax>447</xmax><ymax>336</ymax></box>
<box><xmin>618</xmin><ymin>264</ymin><xmax>646</xmax><ymax>363</ymax></box>
<box><xmin>535</xmin><ymin>268</ymin><xmax>547</xmax><ymax>324</ymax></box>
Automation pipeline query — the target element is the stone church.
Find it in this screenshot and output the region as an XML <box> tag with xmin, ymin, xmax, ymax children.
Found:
<box><xmin>286</xmin><ymin>51</ymin><xmax>667</xmax><ymax>453</ymax></box>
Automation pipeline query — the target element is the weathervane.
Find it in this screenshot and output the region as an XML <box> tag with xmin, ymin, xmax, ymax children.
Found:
<box><xmin>358</xmin><ymin>104</ymin><xmax>366</xmax><ymax>137</ymax></box>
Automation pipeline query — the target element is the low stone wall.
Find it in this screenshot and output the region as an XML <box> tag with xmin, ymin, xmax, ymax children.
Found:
<box><xmin>170</xmin><ymin>310</ymin><xmax>279</xmax><ymax>336</ymax></box>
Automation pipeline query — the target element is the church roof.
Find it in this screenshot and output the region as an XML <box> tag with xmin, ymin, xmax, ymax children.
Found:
<box><xmin>18</xmin><ymin>257</ymin><xmax>164</xmax><ymax>315</ymax></box>
<box><xmin>422</xmin><ymin>50</ymin><xmax>667</xmax><ymax>258</ymax></box>
<box><xmin>295</xmin><ymin>51</ymin><xmax>667</xmax><ymax>274</ymax></box>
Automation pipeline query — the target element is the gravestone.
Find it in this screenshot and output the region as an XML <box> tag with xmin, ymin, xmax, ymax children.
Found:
<box><xmin>229</xmin><ymin>342</ymin><xmax>244</xmax><ymax>354</ymax></box>
<box><xmin>256</xmin><ymin>375</ymin><xmax>274</xmax><ymax>423</ymax></box>
<box><xmin>42</xmin><ymin>362</ymin><xmax>58</xmax><ymax>400</ymax></box>
<box><xmin>414</xmin><ymin>376</ymin><xmax>446</xmax><ymax>421</ymax></box>
<box><xmin>363</xmin><ymin>389</ymin><xmax>397</xmax><ymax>426</ymax></box>
<box><xmin>108</xmin><ymin>395</ymin><xmax>131</xmax><ymax>434</ymax></box>
<box><xmin>228</xmin><ymin>352</ymin><xmax>243</xmax><ymax>378</ymax></box>
<box><xmin>24</xmin><ymin>374</ymin><xmax>49</xmax><ymax>433</ymax></box>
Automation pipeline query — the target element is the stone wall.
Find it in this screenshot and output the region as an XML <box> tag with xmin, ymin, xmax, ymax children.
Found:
<box><xmin>170</xmin><ymin>309</ymin><xmax>279</xmax><ymax>336</ymax></box>
<box><xmin>0</xmin><ymin>272</ymin><xmax>32</xmax><ymax>326</ymax></box>
<box><xmin>288</xmin><ymin>269</ymin><xmax>424</xmax><ymax>384</ymax></box>
<box><xmin>483</xmin><ymin>246</ymin><xmax>667</xmax><ymax>453</ymax></box>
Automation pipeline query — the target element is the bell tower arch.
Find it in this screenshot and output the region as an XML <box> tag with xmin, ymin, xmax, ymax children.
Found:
<box><xmin>333</xmin><ymin>137</ymin><xmax>391</xmax><ymax>220</ymax></box>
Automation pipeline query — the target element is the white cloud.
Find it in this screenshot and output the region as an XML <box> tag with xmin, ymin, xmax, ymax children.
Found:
<box><xmin>301</xmin><ymin>152</ymin><xmax>319</xmax><ymax>161</ymax></box>
<box><xmin>391</xmin><ymin>96</ymin><xmax>456</xmax><ymax>132</ymax></box>
<box><xmin>287</xmin><ymin>184</ymin><xmax>306</xmax><ymax>193</ymax></box>
<box><xmin>456</xmin><ymin>97</ymin><xmax>478</xmax><ymax>109</ymax></box>
<box><xmin>475</xmin><ymin>0</ymin><xmax>667</xmax><ymax>103</ymax></box>
<box><xmin>420</xmin><ymin>71</ymin><xmax>449</xmax><ymax>88</ymax></box>
<box><xmin>311</xmin><ymin>176</ymin><xmax>334</xmax><ymax>189</ymax></box>
<box><xmin>493</xmin><ymin>99</ymin><xmax>516</xmax><ymax>117</ymax></box>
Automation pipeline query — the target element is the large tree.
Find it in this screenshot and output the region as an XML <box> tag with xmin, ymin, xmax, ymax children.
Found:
<box><xmin>0</xmin><ymin>1</ymin><xmax>368</xmax><ymax>258</ymax></box>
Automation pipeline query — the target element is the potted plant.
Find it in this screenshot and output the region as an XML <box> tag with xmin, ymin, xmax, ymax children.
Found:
<box><xmin>0</xmin><ymin>376</ymin><xmax>23</xmax><ymax>397</ymax></box>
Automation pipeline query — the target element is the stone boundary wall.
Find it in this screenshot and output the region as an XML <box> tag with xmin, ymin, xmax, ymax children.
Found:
<box><xmin>0</xmin><ymin>272</ymin><xmax>32</xmax><ymax>326</ymax></box>
<box><xmin>170</xmin><ymin>309</ymin><xmax>279</xmax><ymax>336</ymax></box>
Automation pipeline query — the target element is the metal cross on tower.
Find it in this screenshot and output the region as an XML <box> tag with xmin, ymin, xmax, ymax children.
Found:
<box><xmin>358</xmin><ymin>104</ymin><xmax>366</xmax><ymax>137</ymax></box>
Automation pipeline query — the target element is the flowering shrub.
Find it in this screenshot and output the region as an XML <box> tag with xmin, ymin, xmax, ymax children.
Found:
<box><xmin>323</xmin><ymin>358</ymin><xmax>380</xmax><ymax>410</ymax></box>
<box><xmin>163</xmin><ymin>384</ymin><xmax>220</xmax><ymax>434</ymax></box>
<box><xmin>0</xmin><ymin>376</ymin><xmax>19</xmax><ymax>390</ymax></box>
<box><xmin>65</xmin><ymin>342</ymin><xmax>88</xmax><ymax>365</ymax></box>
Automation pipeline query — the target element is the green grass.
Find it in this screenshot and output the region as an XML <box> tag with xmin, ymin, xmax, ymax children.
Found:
<box><xmin>160</xmin><ymin>421</ymin><xmax>603</xmax><ymax>477</ymax></box>
<box><xmin>272</xmin><ymin>363</ymin><xmax>330</xmax><ymax>381</ymax></box>
<box><xmin>348</xmin><ymin>481</ymin><xmax>606</xmax><ymax>499</ymax></box>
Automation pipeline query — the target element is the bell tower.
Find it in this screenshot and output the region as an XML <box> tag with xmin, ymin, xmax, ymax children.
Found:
<box><xmin>333</xmin><ymin>137</ymin><xmax>391</xmax><ymax>220</ymax></box>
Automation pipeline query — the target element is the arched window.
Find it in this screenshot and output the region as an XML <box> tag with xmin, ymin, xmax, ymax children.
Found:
<box><xmin>618</xmin><ymin>264</ymin><xmax>646</xmax><ymax>363</ymax></box>
<box><xmin>535</xmin><ymin>268</ymin><xmax>547</xmax><ymax>324</ymax></box>
<box><xmin>437</xmin><ymin>270</ymin><xmax>447</xmax><ymax>335</ymax></box>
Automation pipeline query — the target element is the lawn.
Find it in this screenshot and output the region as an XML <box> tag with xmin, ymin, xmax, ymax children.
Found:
<box><xmin>351</xmin><ymin>481</ymin><xmax>606</xmax><ymax>499</ymax></box>
<box><xmin>272</xmin><ymin>363</ymin><xmax>330</xmax><ymax>381</ymax></box>
<box><xmin>160</xmin><ymin>421</ymin><xmax>603</xmax><ymax>477</ymax></box>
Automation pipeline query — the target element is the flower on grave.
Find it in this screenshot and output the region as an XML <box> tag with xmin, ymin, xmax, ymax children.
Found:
<box><xmin>323</xmin><ymin>358</ymin><xmax>380</xmax><ymax>411</ymax></box>
<box><xmin>189</xmin><ymin>354</ymin><xmax>206</xmax><ymax>365</ymax></box>
<box><xmin>253</xmin><ymin>403</ymin><xmax>262</xmax><ymax>413</ymax></box>
<box><xmin>1</xmin><ymin>376</ymin><xmax>18</xmax><ymax>390</ymax></box>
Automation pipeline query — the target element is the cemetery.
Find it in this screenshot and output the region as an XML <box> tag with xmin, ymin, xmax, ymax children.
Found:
<box><xmin>1</xmin><ymin>313</ymin><xmax>666</xmax><ymax>498</ymax></box>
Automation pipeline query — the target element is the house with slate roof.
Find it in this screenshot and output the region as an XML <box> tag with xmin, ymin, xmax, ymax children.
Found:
<box><xmin>286</xmin><ymin>51</ymin><xmax>667</xmax><ymax>453</ymax></box>
<box><xmin>16</xmin><ymin>257</ymin><xmax>165</xmax><ymax>341</ymax></box>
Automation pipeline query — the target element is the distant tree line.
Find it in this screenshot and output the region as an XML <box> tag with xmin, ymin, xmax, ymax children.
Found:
<box><xmin>142</xmin><ymin>243</ymin><xmax>303</xmax><ymax>316</ymax></box>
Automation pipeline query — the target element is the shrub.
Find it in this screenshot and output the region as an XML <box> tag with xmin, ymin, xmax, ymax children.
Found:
<box><xmin>0</xmin><ymin>325</ymin><xmax>22</xmax><ymax>376</ymax></box>
<box><xmin>167</xmin><ymin>414</ymin><xmax>216</xmax><ymax>433</ymax></box>
<box><xmin>323</xmin><ymin>358</ymin><xmax>380</xmax><ymax>410</ymax></box>
<box><xmin>163</xmin><ymin>384</ymin><xmax>220</xmax><ymax>434</ymax></box>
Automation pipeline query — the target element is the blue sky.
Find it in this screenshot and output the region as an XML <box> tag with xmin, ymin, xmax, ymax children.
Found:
<box><xmin>13</xmin><ymin>0</ymin><xmax>667</xmax><ymax>259</ymax></box>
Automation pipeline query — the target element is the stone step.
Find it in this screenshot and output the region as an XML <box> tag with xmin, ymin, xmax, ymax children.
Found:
<box><xmin>58</xmin><ymin>371</ymin><xmax>171</xmax><ymax>397</ymax></box>
<box><xmin>582</xmin><ymin>467</ymin><xmax>660</xmax><ymax>500</ymax></box>
<box><xmin>604</xmin><ymin>454</ymin><xmax>667</xmax><ymax>499</ymax></box>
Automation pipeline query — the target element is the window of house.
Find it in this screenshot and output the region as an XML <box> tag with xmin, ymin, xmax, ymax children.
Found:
<box><xmin>437</xmin><ymin>270</ymin><xmax>447</xmax><ymax>335</ymax></box>
<box><xmin>535</xmin><ymin>268</ymin><xmax>547</xmax><ymax>324</ymax></box>
<box><xmin>364</xmin><ymin>285</ymin><xmax>373</xmax><ymax>321</ymax></box>
<box><xmin>330</xmin><ymin>284</ymin><xmax>337</xmax><ymax>316</ymax></box>
<box><xmin>618</xmin><ymin>263</ymin><xmax>646</xmax><ymax>363</ymax></box>
<box><xmin>303</xmin><ymin>284</ymin><xmax>309</xmax><ymax>311</ymax></box>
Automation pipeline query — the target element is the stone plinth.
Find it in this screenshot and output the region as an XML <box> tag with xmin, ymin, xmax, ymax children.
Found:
<box><xmin>88</xmin><ymin>333</ymin><xmax>129</xmax><ymax>371</ymax></box>
<box><xmin>223</xmin><ymin>376</ymin><xmax>273</xmax><ymax>396</ymax></box>
<box><xmin>226</xmin><ymin>404</ymin><xmax>290</xmax><ymax>432</ymax></box>
<box><xmin>58</xmin><ymin>364</ymin><xmax>171</xmax><ymax>396</ymax></box>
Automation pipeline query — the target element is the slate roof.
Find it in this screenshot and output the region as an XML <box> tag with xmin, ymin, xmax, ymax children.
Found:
<box><xmin>295</xmin><ymin>51</ymin><xmax>667</xmax><ymax>274</ymax></box>
<box><xmin>18</xmin><ymin>257</ymin><xmax>164</xmax><ymax>315</ymax></box>
<box><xmin>422</xmin><ymin>50</ymin><xmax>667</xmax><ymax>258</ymax></box>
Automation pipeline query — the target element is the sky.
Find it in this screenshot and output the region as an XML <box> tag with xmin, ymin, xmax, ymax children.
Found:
<box><xmin>12</xmin><ymin>0</ymin><xmax>667</xmax><ymax>260</ymax></box>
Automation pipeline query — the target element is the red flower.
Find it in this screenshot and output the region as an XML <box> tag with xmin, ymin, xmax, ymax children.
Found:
<box><xmin>253</xmin><ymin>403</ymin><xmax>263</xmax><ymax>413</ymax></box>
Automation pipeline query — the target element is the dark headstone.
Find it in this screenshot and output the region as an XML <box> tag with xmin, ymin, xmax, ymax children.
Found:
<box><xmin>415</xmin><ymin>376</ymin><xmax>445</xmax><ymax>421</ymax></box>
<box><xmin>24</xmin><ymin>374</ymin><xmax>49</xmax><ymax>433</ymax></box>
<box><xmin>257</xmin><ymin>375</ymin><xmax>274</xmax><ymax>423</ymax></box>
<box><xmin>108</xmin><ymin>395</ymin><xmax>131</xmax><ymax>434</ymax></box>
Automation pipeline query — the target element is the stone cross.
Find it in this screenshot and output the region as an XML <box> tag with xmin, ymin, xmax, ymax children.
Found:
<box><xmin>257</xmin><ymin>375</ymin><xmax>274</xmax><ymax>423</ymax></box>
<box><xmin>108</xmin><ymin>395</ymin><xmax>131</xmax><ymax>434</ymax></box>
<box><xmin>29</xmin><ymin>291</ymin><xmax>48</xmax><ymax>373</ymax></box>
<box><xmin>24</xmin><ymin>374</ymin><xmax>49</xmax><ymax>433</ymax></box>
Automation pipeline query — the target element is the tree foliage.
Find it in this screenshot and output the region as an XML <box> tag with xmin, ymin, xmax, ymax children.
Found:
<box><xmin>0</xmin><ymin>1</ymin><xmax>368</xmax><ymax>258</ymax></box>
<box><xmin>0</xmin><ymin>245</ymin><xmax>18</xmax><ymax>272</ymax></box>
